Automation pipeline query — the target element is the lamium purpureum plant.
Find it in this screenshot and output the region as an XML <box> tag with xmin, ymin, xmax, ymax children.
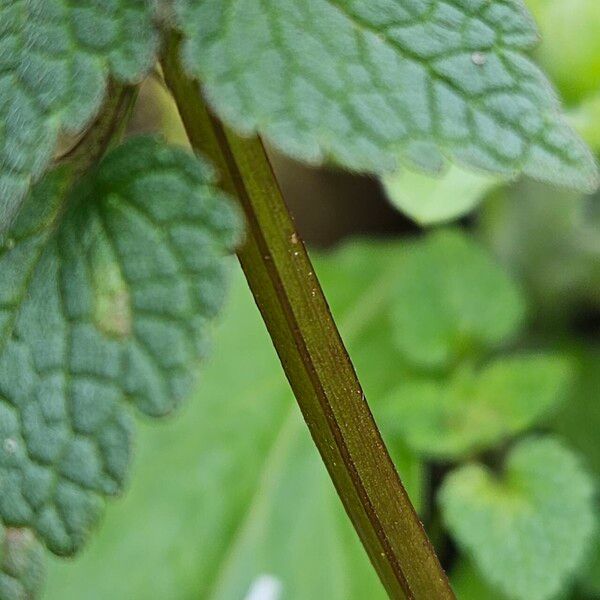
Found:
<box><xmin>0</xmin><ymin>1</ymin><xmax>598</xmax><ymax>599</ymax></box>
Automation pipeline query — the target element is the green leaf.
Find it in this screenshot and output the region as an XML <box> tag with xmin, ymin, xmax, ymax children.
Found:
<box><xmin>440</xmin><ymin>436</ymin><xmax>596</xmax><ymax>600</ymax></box>
<box><xmin>0</xmin><ymin>136</ymin><xmax>240</xmax><ymax>563</ymax></box>
<box><xmin>569</xmin><ymin>91</ymin><xmax>600</xmax><ymax>152</ymax></box>
<box><xmin>526</xmin><ymin>0</ymin><xmax>600</xmax><ymax>104</ymax></box>
<box><xmin>0</xmin><ymin>0</ymin><xmax>159</xmax><ymax>225</ymax></box>
<box><xmin>384</xmin><ymin>354</ymin><xmax>572</xmax><ymax>459</ymax></box>
<box><xmin>579</xmin><ymin>524</ymin><xmax>600</xmax><ymax>598</ymax></box>
<box><xmin>452</xmin><ymin>557</ymin><xmax>584</xmax><ymax>600</ymax></box>
<box><xmin>389</xmin><ymin>229</ymin><xmax>526</xmax><ymax>370</ymax></box>
<box><xmin>383</xmin><ymin>164</ymin><xmax>501</xmax><ymax>225</ymax></box>
<box><xmin>174</xmin><ymin>0</ymin><xmax>598</xmax><ymax>192</ymax></box>
<box><xmin>551</xmin><ymin>346</ymin><xmax>600</xmax><ymax>478</ymax></box>
<box><xmin>451</xmin><ymin>559</ymin><xmax>507</xmax><ymax>600</ymax></box>
<box><xmin>0</xmin><ymin>526</ymin><xmax>45</xmax><ymax>600</ymax></box>
<box><xmin>44</xmin><ymin>243</ymin><xmax>423</xmax><ymax>600</ymax></box>
<box><xmin>578</xmin><ymin>525</ymin><xmax>600</xmax><ymax>597</ymax></box>
<box><xmin>479</xmin><ymin>181</ymin><xmax>600</xmax><ymax>315</ymax></box>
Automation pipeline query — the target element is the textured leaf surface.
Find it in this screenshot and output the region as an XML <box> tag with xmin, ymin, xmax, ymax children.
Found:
<box><xmin>384</xmin><ymin>354</ymin><xmax>572</xmax><ymax>459</ymax></box>
<box><xmin>0</xmin><ymin>136</ymin><xmax>240</xmax><ymax>563</ymax></box>
<box><xmin>389</xmin><ymin>229</ymin><xmax>525</xmax><ymax>370</ymax></box>
<box><xmin>0</xmin><ymin>0</ymin><xmax>158</xmax><ymax>225</ymax></box>
<box><xmin>45</xmin><ymin>242</ymin><xmax>424</xmax><ymax>600</ymax></box>
<box><xmin>440</xmin><ymin>437</ymin><xmax>596</xmax><ymax>600</ymax></box>
<box><xmin>175</xmin><ymin>0</ymin><xmax>598</xmax><ymax>191</ymax></box>
<box><xmin>0</xmin><ymin>526</ymin><xmax>44</xmax><ymax>600</ymax></box>
<box><xmin>383</xmin><ymin>163</ymin><xmax>501</xmax><ymax>225</ymax></box>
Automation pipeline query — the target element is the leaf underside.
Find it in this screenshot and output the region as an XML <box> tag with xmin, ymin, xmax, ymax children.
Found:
<box><xmin>382</xmin><ymin>163</ymin><xmax>501</xmax><ymax>225</ymax></box>
<box><xmin>175</xmin><ymin>0</ymin><xmax>598</xmax><ymax>191</ymax></box>
<box><xmin>0</xmin><ymin>136</ymin><xmax>240</xmax><ymax>595</ymax></box>
<box><xmin>0</xmin><ymin>0</ymin><xmax>158</xmax><ymax>226</ymax></box>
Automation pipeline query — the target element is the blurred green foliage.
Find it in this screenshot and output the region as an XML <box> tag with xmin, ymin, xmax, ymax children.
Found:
<box><xmin>45</xmin><ymin>246</ymin><xmax>422</xmax><ymax>600</ymax></box>
<box><xmin>527</xmin><ymin>0</ymin><xmax>600</xmax><ymax>104</ymax></box>
<box><xmin>385</xmin><ymin>355</ymin><xmax>571</xmax><ymax>460</ymax></box>
<box><xmin>45</xmin><ymin>0</ymin><xmax>599</xmax><ymax>598</ymax></box>
<box><xmin>46</xmin><ymin>231</ymin><xmax>598</xmax><ymax>600</ymax></box>
<box><xmin>441</xmin><ymin>436</ymin><xmax>595</xmax><ymax>600</ymax></box>
<box><xmin>551</xmin><ymin>348</ymin><xmax>600</xmax><ymax>478</ymax></box>
<box><xmin>383</xmin><ymin>166</ymin><xmax>501</xmax><ymax>226</ymax></box>
<box><xmin>388</xmin><ymin>231</ymin><xmax>526</xmax><ymax>371</ymax></box>
<box><xmin>480</xmin><ymin>183</ymin><xmax>600</xmax><ymax>318</ymax></box>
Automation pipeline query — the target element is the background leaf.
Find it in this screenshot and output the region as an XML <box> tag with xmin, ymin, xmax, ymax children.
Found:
<box><xmin>569</xmin><ymin>92</ymin><xmax>600</xmax><ymax>153</ymax></box>
<box><xmin>479</xmin><ymin>182</ymin><xmax>600</xmax><ymax>317</ymax></box>
<box><xmin>450</xmin><ymin>559</ymin><xmax>507</xmax><ymax>600</ymax></box>
<box><xmin>440</xmin><ymin>436</ymin><xmax>596</xmax><ymax>600</ymax></box>
<box><xmin>384</xmin><ymin>354</ymin><xmax>572</xmax><ymax>460</ymax></box>
<box><xmin>526</xmin><ymin>0</ymin><xmax>600</xmax><ymax>104</ymax></box>
<box><xmin>389</xmin><ymin>229</ymin><xmax>526</xmax><ymax>370</ymax></box>
<box><xmin>551</xmin><ymin>347</ymin><xmax>600</xmax><ymax>478</ymax></box>
<box><xmin>577</xmin><ymin>528</ymin><xmax>600</xmax><ymax>598</ymax></box>
<box><xmin>382</xmin><ymin>164</ymin><xmax>501</xmax><ymax>225</ymax></box>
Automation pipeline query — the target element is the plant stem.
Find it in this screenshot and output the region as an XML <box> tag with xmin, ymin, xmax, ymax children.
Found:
<box><xmin>57</xmin><ymin>81</ymin><xmax>137</xmax><ymax>175</ymax></box>
<box><xmin>161</xmin><ymin>33</ymin><xmax>454</xmax><ymax>600</ymax></box>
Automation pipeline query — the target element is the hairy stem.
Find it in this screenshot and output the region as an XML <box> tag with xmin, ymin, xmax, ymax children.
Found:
<box><xmin>162</xmin><ymin>33</ymin><xmax>454</xmax><ymax>600</ymax></box>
